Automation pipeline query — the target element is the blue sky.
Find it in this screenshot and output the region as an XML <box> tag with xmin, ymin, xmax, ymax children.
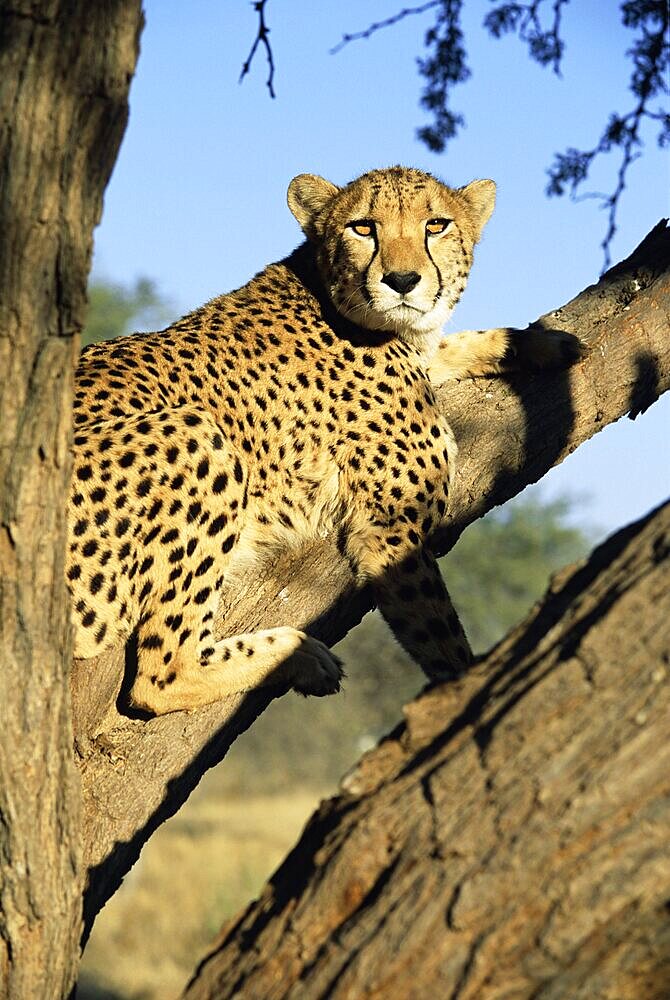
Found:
<box><xmin>93</xmin><ymin>0</ymin><xmax>669</xmax><ymax>537</ymax></box>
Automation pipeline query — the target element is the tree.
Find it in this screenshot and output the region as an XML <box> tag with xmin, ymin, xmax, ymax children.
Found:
<box><xmin>0</xmin><ymin>3</ymin><xmax>143</xmax><ymax>996</ymax></box>
<box><xmin>440</xmin><ymin>493</ymin><xmax>591</xmax><ymax>651</ymax></box>
<box><xmin>0</xmin><ymin>5</ymin><xmax>668</xmax><ymax>999</ymax></box>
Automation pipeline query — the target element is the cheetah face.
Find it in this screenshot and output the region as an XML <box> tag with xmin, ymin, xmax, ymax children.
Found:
<box><xmin>288</xmin><ymin>166</ymin><xmax>496</xmax><ymax>348</ymax></box>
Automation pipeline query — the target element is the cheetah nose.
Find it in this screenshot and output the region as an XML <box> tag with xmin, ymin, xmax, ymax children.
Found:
<box><xmin>381</xmin><ymin>270</ymin><xmax>421</xmax><ymax>294</ymax></box>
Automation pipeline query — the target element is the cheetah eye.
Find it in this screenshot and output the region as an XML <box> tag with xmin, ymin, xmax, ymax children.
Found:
<box><xmin>426</xmin><ymin>218</ymin><xmax>451</xmax><ymax>235</ymax></box>
<box><xmin>348</xmin><ymin>220</ymin><xmax>376</xmax><ymax>238</ymax></box>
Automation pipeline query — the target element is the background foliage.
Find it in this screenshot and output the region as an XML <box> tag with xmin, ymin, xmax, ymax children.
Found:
<box><xmin>82</xmin><ymin>277</ymin><xmax>171</xmax><ymax>346</ymax></box>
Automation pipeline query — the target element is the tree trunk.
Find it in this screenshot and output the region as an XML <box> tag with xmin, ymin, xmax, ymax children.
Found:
<box><xmin>73</xmin><ymin>220</ymin><xmax>670</xmax><ymax>937</ymax></box>
<box><xmin>183</xmin><ymin>498</ymin><xmax>670</xmax><ymax>1000</ymax></box>
<box><xmin>0</xmin><ymin>3</ymin><xmax>142</xmax><ymax>997</ymax></box>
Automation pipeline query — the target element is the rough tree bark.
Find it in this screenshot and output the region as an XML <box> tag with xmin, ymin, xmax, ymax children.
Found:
<box><xmin>0</xmin><ymin>3</ymin><xmax>142</xmax><ymax>997</ymax></box>
<box><xmin>182</xmin><ymin>499</ymin><xmax>670</xmax><ymax>1000</ymax></box>
<box><xmin>73</xmin><ymin>220</ymin><xmax>670</xmax><ymax>938</ymax></box>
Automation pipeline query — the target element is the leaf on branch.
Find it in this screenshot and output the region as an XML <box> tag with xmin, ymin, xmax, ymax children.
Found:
<box><xmin>415</xmin><ymin>0</ymin><xmax>471</xmax><ymax>152</ymax></box>
<box><xmin>485</xmin><ymin>3</ymin><xmax>525</xmax><ymax>38</ymax></box>
<box><xmin>658</xmin><ymin>112</ymin><xmax>670</xmax><ymax>146</ymax></box>
<box><xmin>330</xmin><ymin>1</ymin><xmax>469</xmax><ymax>154</ymax></box>
<box><xmin>545</xmin><ymin>148</ymin><xmax>594</xmax><ymax>198</ymax></box>
<box><xmin>484</xmin><ymin>0</ymin><xmax>568</xmax><ymax>74</ymax></box>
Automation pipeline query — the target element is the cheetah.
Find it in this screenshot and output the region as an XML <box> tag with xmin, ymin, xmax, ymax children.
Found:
<box><xmin>69</xmin><ymin>166</ymin><xmax>578</xmax><ymax>715</ymax></box>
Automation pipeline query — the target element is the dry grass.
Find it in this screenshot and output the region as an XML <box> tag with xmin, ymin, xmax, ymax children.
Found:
<box><xmin>79</xmin><ymin>784</ymin><xmax>326</xmax><ymax>999</ymax></box>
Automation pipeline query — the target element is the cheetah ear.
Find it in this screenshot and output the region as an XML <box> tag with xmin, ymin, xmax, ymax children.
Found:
<box><xmin>457</xmin><ymin>179</ymin><xmax>496</xmax><ymax>240</ymax></box>
<box><xmin>287</xmin><ymin>174</ymin><xmax>340</xmax><ymax>239</ymax></box>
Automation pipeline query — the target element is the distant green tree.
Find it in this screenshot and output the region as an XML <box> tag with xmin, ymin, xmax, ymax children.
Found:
<box><xmin>441</xmin><ymin>492</ymin><xmax>590</xmax><ymax>652</ymax></box>
<box><xmin>82</xmin><ymin>276</ymin><xmax>173</xmax><ymax>346</ymax></box>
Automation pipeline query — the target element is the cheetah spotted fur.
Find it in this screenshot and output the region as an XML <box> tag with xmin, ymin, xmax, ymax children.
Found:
<box><xmin>69</xmin><ymin>166</ymin><xmax>577</xmax><ymax>714</ymax></box>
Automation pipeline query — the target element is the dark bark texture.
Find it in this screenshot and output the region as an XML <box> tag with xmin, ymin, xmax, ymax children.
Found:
<box><xmin>184</xmin><ymin>499</ymin><xmax>670</xmax><ymax>1000</ymax></box>
<box><xmin>73</xmin><ymin>220</ymin><xmax>670</xmax><ymax>938</ymax></box>
<box><xmin>0</xmin><ymin>3</ymin><xmax>142</xmax><ymax>996</ymax></box>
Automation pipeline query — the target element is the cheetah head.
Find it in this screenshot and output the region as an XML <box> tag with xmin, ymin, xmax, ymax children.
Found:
<box><xmin>288</xmin><ymin>166</ymin><xmax>495</xmax><ymax>350</ymax></box>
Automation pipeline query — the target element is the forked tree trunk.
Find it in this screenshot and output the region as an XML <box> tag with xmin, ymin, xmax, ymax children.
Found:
<box><xmin>183</xmin><ymin>499</ymin><xmax>670</xmax><ymax>1000</ymax></box>
<box><xmin>0</xmin><ymin>4</ymin><xmax>142</xmax><ymax>996</ymax></box>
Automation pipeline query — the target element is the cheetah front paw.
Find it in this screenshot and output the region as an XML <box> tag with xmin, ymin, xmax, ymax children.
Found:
<box><xmin>289</xmin><ymin>633</ymin><xmax>345</xmax><ymax>697</ymax></box>
<box><xmin>507</xmin><ymin>326</ymin><xmax>584</xmax><ymax>370</ymax></box>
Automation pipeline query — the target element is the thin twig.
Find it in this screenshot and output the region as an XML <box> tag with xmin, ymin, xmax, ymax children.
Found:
<box><xmin>239</xmin><ymin>0</ymin><xmax>275</xmax><ymax>99</ymax></box>
<box><xmin>330</xmin><ymin>2</ymin><xmax>439</xmax><ymax>55</ymax></box>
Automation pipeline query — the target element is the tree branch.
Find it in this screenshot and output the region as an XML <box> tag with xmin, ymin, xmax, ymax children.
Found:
<box><xmin>182</xmin><ymin>498</ymin><xmax>670</xmax><ymax>999</ymax></box>
<box><xmin>238</xmin><ymin>0</ymin><xmax>275</xmax><ymax>99</ymax></box>
<box><xmin>74</xmin><ymin>220</ymin><xmax>670</xmax><ymax>939</ymax></box>
<box><xmin>545</xmin><ymin>0</ymin><xmax>669</xmax><ymax>270</ymax></box>
<box><xmin>329</xmin><ymin>2</ymin><xmax>439</xmax><ymax>55</ymax></box>
<box><xmin>485</xmin><ymin>0</ymin><xmax>569</xmax><ymax>75</ymax></box>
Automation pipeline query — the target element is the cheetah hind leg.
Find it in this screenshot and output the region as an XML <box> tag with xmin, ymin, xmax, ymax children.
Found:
<box><xmin>129</xmin><ymin>624</ymin><xmax>344</xmax><ymax>715</ymax></box>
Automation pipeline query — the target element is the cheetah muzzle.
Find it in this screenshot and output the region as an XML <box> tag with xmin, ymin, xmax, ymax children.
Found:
<box><xmin>68</xmin><ymin>166</ymin><xmax>580</xmax><ymax>714</ymax></box>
